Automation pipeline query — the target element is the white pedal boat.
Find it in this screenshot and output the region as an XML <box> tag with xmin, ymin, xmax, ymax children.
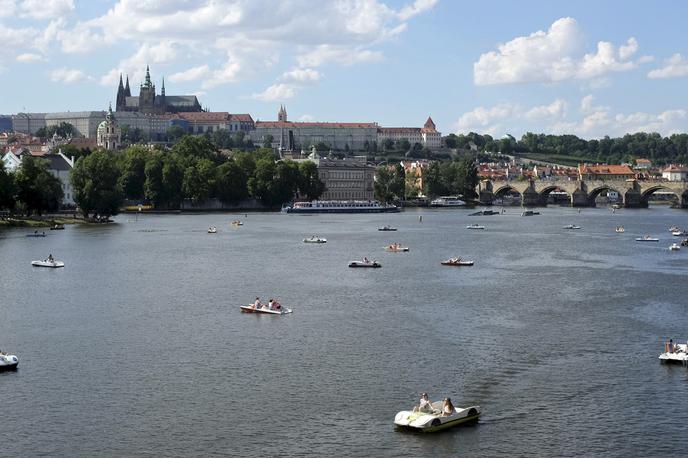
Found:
<box><xmin>348</xmin><ymin>260</ymin><xmax>381</xmax><ymax>268</ymax></box>
<box><xmin>466</xmin><ymin>224</ymin><xmax>485</xmax><ymax>230</ymax></box>
<box><xmin>208</xmin><ymin>227</ymin><xmax>217</xmax><ymax>233</ymax></box>
<box><xmin>0</xmin><ymin>353</ymin><xmax>19</xmax><ymax>371</ymax></box>
<box><xmin>31</xmin><ymin>259</ymin><xmax>64</xmax><ymax>268</ymax></box>
<box><xmin>303</xmin><ymin>236</ymin><xmax>327</xmax><ymax>243</ymax></box>
<box><xmin>378</xmin><ymin>226</ymin><xmax>397</xmax><ymax>231</ymax></box>
<box><xmin>669</xmin><ymin>243</ymin><xmax>681</xmax><ymax>251</ymax></box>
<box><xmin>563</xmin><ymin>224</ymin><xmax>581</xmax><ymax>230</ymax></box>
<box><xmin>441</xmin><ymin>258</ymin><xmax>474</xmax><ymax>266</ymax></box>
<box><xmin>636</xmin><ymin>236</ymin><xmax>659</xmax><ymax>242</ymax></box>
<box><xmin>659</xmin><ymin>343</ymin><xmax>688</xmax><ymax>364</ymax></box>
<box><xmin>394</xmin><ymin>402</ymin><xmax>480</xmax><ymax>433</ymax></box>
<box><xmin>384</xmin><ymin>245</ymin><xmax>409</xmax><ymax>252</ymax></box>
<box><xmin>240</xmin><ymin>305</ymin><xmax>292</xmax><ymax>315</ymax></box>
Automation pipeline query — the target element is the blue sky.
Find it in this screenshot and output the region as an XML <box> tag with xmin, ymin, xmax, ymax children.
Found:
<box><xmin>1</xmin><ymin>0</ymin><xmax>687</xmax><ymax>138</ymax></box>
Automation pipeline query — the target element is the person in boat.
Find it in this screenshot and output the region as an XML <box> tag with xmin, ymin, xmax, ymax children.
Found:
<box><xmin>253</xmin><ymin>297</ymin><xmax>262</xmax><ymax>309</ymax></box>
<box><xmin>48</xmin><ymin>254</ymin><xmax>54</xmax><ymax>262</ymax></box>
<box><xmin>413</xmin><ymin>393</ymin><xmax>434</xmax><ymax>413</ymax></box>
<box><xmin>273</xmin><ymin>299</ymin><xmax>281</xmax><ymax>310</ymax></box>
<box><xmin>364</xmin><ymin>257</ymin><xmax>370</xmax><ymax>263</ymax></box>
<box><xmin>442</xmin><ymin>398</ymin><xmax>455</xmax><ymax>416</ymax></box>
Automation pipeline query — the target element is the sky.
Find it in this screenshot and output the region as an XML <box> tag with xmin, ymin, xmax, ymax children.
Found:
<box><xmin>1</xmin><ymin>0</ymin><xmax>687</xmax><ymax>139</ymax></box>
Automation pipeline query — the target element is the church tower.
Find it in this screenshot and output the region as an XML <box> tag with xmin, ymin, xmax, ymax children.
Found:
<box><xmin>97</xmin><ymin>103</ymin><xmax>121</xmax><ymax>150</ymax></box>
<box><xmin>116</xmin><ymin>74</ymin><xmax>126</xmax><ymax>112</ymax></box>
<box><xmin>160</xmin><ymin>77</ymin><xmax>166</xmax><ymax>113</ymax></box>
<box><xmin>124</xmin><ymin>75</ymin><xmax>131</xmax><ymax>97</ymax></box>
<box><xmin>278</xmin><ymin>105</ymin><xmax>288</xmax><ymax>122</ymax></box>
<box><xmin>139</xmin><ymin>65</ymin><xmax>156</xmax><ymax>113</ymax></box>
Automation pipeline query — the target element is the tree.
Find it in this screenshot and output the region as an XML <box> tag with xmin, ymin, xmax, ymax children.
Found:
<box><xmin>172</xmin><ymin>135</ymin><xmax>218</xmax><ymax>162</ymax></box>
<box><xmin>233</xmin><ymin>130</ymin><xmax>246</xmax><ymax>147</ymax></box>
<box><xmin>14</xmin><ymin>157</ymin><xmax>63</xmax><ymax>215</ymax></box>
<box><xmin>374</xmin><ymin>164</ymin><xmax>405</xmax><ymax>203</ymax></box>
<box><xmin>36</xmin><ymin>122</ymin><xmax>77</xmax><ymax>139</ymax></box>
<box><xmin>297</xmin><ymin>161</ymin><xmax>325</xmax><ymax>200</ymax></box>
<box><xmin>182</xmin><ymin>158</ymin><xmax>215</xmax><ymax>204</ymax></box>
<box><xmin>118</xmin><ymin>146</ymin><xmax>148</xmax><ymax>200</ymax></box>
<box><xmin>423</xmin><ymin>161</ymin><xmax>449</xmax><ymax>197</ymax></box>
<box><xmin>262</xmin><ymin>134</ymin><xmax>274</xmax><ymax>149</ymax></box>
<box><xmin>399</xmin><ymin>138</ymin><xmax>411</xmax><ymax>152</ymax></box>
<box><xmin>216</xmin><ymin>160</ymin><xmax>248</xmax><ymax>204</ymax></box>
<box><xmin>444</xmin><ymin>134</ymin><xmax>459</xmax><ymax>149</ymax></box>
<box><xmin>144</xmin><ymin>154</ymin><xmax>164</xmax><ymax>206</ymax></box>
<box><xmin>0</xmin><ymin>161</ymin><xmax>15</xmax><ymax>211</ymax></box>
<box><xmin>71</xmin><ymin>150</ymin><xmax>123</xmax><ymax>218</ymax></box>
<box><xmin>167</xmin><ymin>125</ymin><xmax>186</xmax><ymax>142</ymax></box>
<box><xmin>162</xmin><ymin>156</ymin><xmax>184</xmax><ymax>207</ymax></box>
<box><xmin>314</xmin><ymin>141</ymin><xmax>330</xmax><ymax>152</ymax></box>
<box><xmin>383</xmin><ymin>138</ymin><xmax>394</xmax><ymax>151</ymax></box>
<box><xmin>248</xmin><ymin>158</ymin><xmax>279</xmax><ymax>205</ymax></box>
<box><xmin>212</xmin><ymin>129</ymin><xmax>233</xmax><ymax>149</ymax></box>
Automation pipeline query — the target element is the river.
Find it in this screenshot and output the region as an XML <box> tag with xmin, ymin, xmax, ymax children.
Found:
<box><xmin>1</xmin><ymin>206</ymin><xmax>688</xmax><ymax>457</ymax></box>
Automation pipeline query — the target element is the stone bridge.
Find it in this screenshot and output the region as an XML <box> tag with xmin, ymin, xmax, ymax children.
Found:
<box><xmin>477</xmin><ymin>178</ymin><xmax>688</xmax><ymax>208</ymax></box>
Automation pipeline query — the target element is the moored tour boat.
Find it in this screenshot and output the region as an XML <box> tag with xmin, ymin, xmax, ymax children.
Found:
<box><xmin>430</xmin><ymin>196</ymin><xmax>466</xmax><ymax>207</ymax></box>
<box><xmin>441</xmin><ymin>257</ymin><xmax>474</xmax><ymax>266</ymax></box>
<box><xmin>303</xmin><ymin>236</ymin><xmax>327</xmax><ymax>243</ymax></box>
<box><xmin>394</xmin><ymin>401</ymin><xmax>481</xmax><ymax>433</ymax></box>
<box><xmin>348</xmin><ymin>259</ymin><xmax>381</xmax><ymax>268</ymax></box>
<box><xmin>283</xmin><ymin>200</ymin><xmax>399</xmax><ymax>214</ymax></box>
<box><xmin>0</xmin><ymin>352</ymin><xmax>19</xmax><ymax>371</ymax></box>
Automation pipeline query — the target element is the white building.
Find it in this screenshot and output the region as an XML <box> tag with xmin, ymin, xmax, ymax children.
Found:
<box><xmin>45</xmin><ymin>152</ymin><xmax>76</xmax><ymax>206</ymax></box>
<box><xmin>662</xmin><ymin>165</ymin><xmax>688</xmax><ymax>181</ymax></box>
<box><xmin>377</xmin><ymin>117</ymin><xmax>441</xmax><ymax>150</ymax></box>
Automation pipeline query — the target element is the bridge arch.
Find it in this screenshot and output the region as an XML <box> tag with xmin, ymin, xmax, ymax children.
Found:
<box><xmin>493</xmin><ymin>185</ymin><xmax>522</xmax><ymax>205</ymax></box>
<box><xmin>588</xmin><ymin>185</ymin><xmax>624</xmax><ymax>206</ymax></box>
<box><xmin>641</xmin><ymin>185</ymin><xmax>681</xmax><ymax>206</ymax></box>
<box><xmin>539</xmin><ymin>185</ymin><xmax>571</xmax><ymax>206</ymax></box>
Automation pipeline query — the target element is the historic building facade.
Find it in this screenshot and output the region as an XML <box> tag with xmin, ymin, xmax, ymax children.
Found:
<box><xmin>115</xmin><ymin>66</ymin><xmax>202</xmax><ymax>114</ymax></box>
<box><xmin>377</xmin><ymin>117</ymin><xmax>441</xmax><ymax>150</ymax></box>
<box><xmin>96</xmin><ymin>105</ymin><xmax>121</xmax><ymax>150</ymax></box>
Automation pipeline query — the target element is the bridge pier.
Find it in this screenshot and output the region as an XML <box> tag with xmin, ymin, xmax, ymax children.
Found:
<box><xmin>571</xmin><ymin>189</ymin><xmax>592</xmax><ymax>207</ymax></box>
<box><xmin>478</xmin><ymin>190</ymin><xmax>494</xmax><ymax>205</ymax></box>
<box><xmin>623</xmin><ymin>189</ymin><xmax>646</xmax><ymax>208</ymax></box>
<box><xmin>522</xmin><ymin>187</ymin><xmax>546</xmax><ymax>207</ymax></box>
<box><xmin>680</xmin><ymin>192</ymin><xmax>688</xmax><ymax>209</ymax></box>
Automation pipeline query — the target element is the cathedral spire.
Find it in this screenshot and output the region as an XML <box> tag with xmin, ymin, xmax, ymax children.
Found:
<box><xmin>116</xmin><ymin>74</ymin><xmax>125</xmax><ymax>111</ymax></box>
<box><xmin>161</xmin><ymin>77</ymin><xmax>165</xmax><ymax>95</ymax></box>
<box><xmin>124</xmin><ymin>75</ymin><xmax>131</xmax><ymax>97</ymax></box>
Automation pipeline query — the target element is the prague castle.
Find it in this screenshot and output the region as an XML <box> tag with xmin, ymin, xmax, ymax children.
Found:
<box><xmin>115</xmin><ymin>66</ymin><xmax>202</xmax><ymax>114</ymax></box>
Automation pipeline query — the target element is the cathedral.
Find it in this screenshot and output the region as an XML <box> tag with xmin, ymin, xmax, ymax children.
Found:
<box><xmin>115</xmin><ymin>66</ymin><xmax>203</xmax><ymax>114</ymax></box>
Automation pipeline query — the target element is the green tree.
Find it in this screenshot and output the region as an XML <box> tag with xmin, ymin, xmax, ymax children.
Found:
<box><xmin>162</xmin><ymin>156</ymin><xmax>184</xmax><ymax>208</ymax></box>
<box><xmin>182</xmin><ymin>158</ymin><xmax>215</xmax><ymax>204</ymax></box>
<box><xmin>0</xmin><ymin>161</ymin><xmax>15</xmax><ymax>211</ymax></box>
<box><xmin>383</xmin><ymin>138</ymin><xmax>394</xmax><ymax>151</ymax></box>
<box><xmin>144</xmin><ymin>154</ymin><xmax>164</xmax><ymax>206</ymax></box>
<box><xmin>167</xmin><ymin>125</ymin><xmax>186</xmax><ymax>142</ymax></box>
<box><xmin>212</xmin><ymin>129</ymin><xmax>233</xmax><ymax>149</ymax></box>
<box><xmin>297</xmin><ymin>161</ymin><xmax>325</xmax><ymax>200</ymax></box>
<box><xmin>374</xmin><ymin>164</ymin><xmax>405</xmax><ymax>203</ymax></box>
<box><xmin>314</xmin><ymin>141</ymin><xmax>330</xmax><ymax>152</ymax></box>
<box><xmin>172</xmin><ymin>135</ymin><xmax>218</xmax><ymax>162</ymax></box>
<box><xmin>399</xmin><ymin>138</ymin><xmax>411</xmax><ymax>152</ymax></box>
<box><xmin>422</xmin><ymin>161</ymin><xmax>449</xmax><ymax>197</ymax></box>
<box><xmin>118</xmin><ymin>146</ymin><xmax>149</xmax><ymax>200</ymax></box>
<box><xmin>248</xmin><ymin>158</ymin><xmax>279</xmax><ymax>205</ymax></box>
<box><xmin>71</xmin><ymin>150</ymin><xmax>123</xmax><ymax>218</ymax></box>
<box><xmin>216</xmin><ymin>160</ymin><xmax>248</xmax><ymax>204</ymax></box>
<box><xmin>14</xmin><ymin>157</ymin><xmax>63</xmax><ymax>215</ymax></box>
<box><xmin>233</xmin><ymin>130</ymin><xmax>246</xmax><ymax>147</ymax></box>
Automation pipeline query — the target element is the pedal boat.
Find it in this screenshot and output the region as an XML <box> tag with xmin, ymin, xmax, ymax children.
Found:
<box><xmin>378</xmin><ymin>226</ymin><xmax>397</xmax><ymax>231</ymax></box>
<box><xmin>208</xmin><ymin>227</ymin><xmax>217</xmax><ymax>233</ymax></box>
<box><xmin>441</xmin><ymin>258</ymin><xmax>474</xmax><ymax>266</ymax></box>
<box><xmin>0</xmin><ymin>353</ymin><xmax>19</xmax><ymax>371</ymax></box>
<box><xmin>240</xmin><ymin>305</ymin><xmax>292</xmax><ymax>315</ymax></box>
<box><xmin>384</xmin><ymin>245</ymin><xmax>409</xmax><ymax>252</ymax></box>
<box><xmin>31</xmin><ymin>259</ymin><xmax>64</xmax><ymax>268</ymax></box>
<box><xmin>466</xmin><ymin>224</ymin><xmax>485</xmax><ymax>230</ymax></box>
<box><xmin>659</xmin><ymin>343</ymin><xmax>688</xmax><ymax>364</ymax></box>
<box><xmin>303</xmin><ymin>236</ymin><xmax>327</xmax><ymax>243</ymax></box>
<box><xmin>636</xmin><ymin>236</ymin><xmax>659</xmax><ymax>242</ymax></box>
<box><xmin>394</xmin><ymin>402</ymin><xmax>480</xmax><ymax>433</ymax></box>
<box><xmin>348</xmin><ymin>260</ymin><xmax>381</xmax><ymax>268</ymax></box>
<box><xmin>563</xmin><ymin>224</ymin><xmax>581</xmax><ymax>230</ymax></box>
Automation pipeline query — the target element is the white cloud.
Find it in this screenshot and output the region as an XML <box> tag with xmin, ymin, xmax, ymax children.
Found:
<box><xmin>169</xmin><ymin>65</ymin><xmax>211</xmax><ymax>83</ymax></box>
<box><xmin>16</xmin><ymin>53</ymin><xmax>43</xmax><ymax>63</ymax></box>
<box><xmin>298</xmin><ymin>114</ymin><xmax>316</xmax><ymax>122</ymax></box>
<box><xmin>280</xmin><ymin>68</ymin><xmax>322</xmax><ymax>84</ymax></box>
<box><xmin>474</xmin><ymin>17</ymin><xmax>649</xmax><ymax>86</ymax></box>
<box><xmin>0</xmin><ymin>0</ymin><xmax>16</xmax><ymax>17</ymax></box>
<box><xmin>99</xmin><ymin>41</ymin><xmax>179</xmax><ymax>86</ymax></box>
<box><xmin>297</xmin><ymin>45</ymin><xmax>383</xmax><ymax>67</ymax></box>
<box><xmin>50</xmin><ymin>67</ymin><xmax>90</xmax><ymax>84</ymax></box>
<box><xmin>456</xmin><ymin>103</ymin><xmax>516</xmax><ymax>136</ymax></box>
<box><xmin>525</xmin><ymin>99</ymin><xmax>567</xmax><ymax>120</ymax></box>
<box><xmin>19</xmin><ymin>0</ymin><xmax>74</xmax><ymax>20</ymax></box>
<box><xmin>398</xmin><ymin>0</ymin><xmax>437</xmax><ymax>21</ymax></box>
<box><xmin>251</xmin><ymin>83</ymin><xmax>297</xmax><ymax>101</ymax></box>
<box><xmin>648</xmin><ymin>53</ymin><xmax>688</xmax><ymax>79</ymax></box>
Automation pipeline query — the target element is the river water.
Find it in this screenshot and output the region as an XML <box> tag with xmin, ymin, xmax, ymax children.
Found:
<box><xmin>1</xmin><ymin>206</ymin><xmax>688</xmax><ymax>457</ymax></box>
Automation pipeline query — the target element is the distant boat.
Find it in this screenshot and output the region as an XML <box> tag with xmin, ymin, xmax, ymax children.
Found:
<box><xmin>32</xmin><ymin>259</ymin><xmax>64</xmax><ymax>268</ymax></box>
<box><xmin>636</xmin><ymin>236</ymin><xmax>659</xmax><ymax>242</ymax></box>
<box><xmin>441</xmin><ymin>257</ymin><xmax>474</xmax><ymax>266</ymax></box>
<box><xmin>469</xmin><ymin>209</ymin><xmax>500</xmax><ymax>216</ymax></box>
<box><xmin>378</xmin><ymin>225</ymin><xmax>397</xmax><ymax>231</ymax></box>
<box><xmin>466</xmin><ymin>224</ymin><xmax>485</xmax><ymax>230</ymax></box>
<box><xmin>615</xmin><ymin>226</ymin><xmax>625</xmax><ymax>233</ymax></box>
<box><xmin>26</xmin><ymin>232</ymin><xmax>46</xmax><ymax>237</ymax></box>
<box><xmin>348</xmin><ymin>260</ymin><xmax>381</xmax><ymax>268</ymax></box>
<box><xmin>208</xmin><ymin>227</ymin><xmax>217</xmax><ymax>233</ymax></box>
<box><xmin>303</xmin><ymin>236</ymin><xmax>327</xmax><ymax>243</ymax></box>
<box><xmin>430</xmin><ymin>196</ymin><xmax>466</xmax><ymax>207</ymax></box>
<box><xmin>50</xmin><ymin>224</ymin><xmax>65</xmax><ymax>230</ymax></box>
<box><xmin>231</xmin><ymin>220</ymin><xmax>243</xmax><ymax>226</ymax></box>
<box><xmin>669</xmin><ymin>243</ymin><xmax>681</xmax><ymax>251</ymax></box>
<box><xmin>563</xmin><ymin>224</ymin><xmax>581</xmax><ymax>230</ymax></box>
<box><xmin>384</xmin><ymin>244</ymin><xmax>409</xmax><ymax>252</ymax></box>
<box><xmin>283</xmin><ymin>200</ymin><xmax>399</xmax><ymax>213</ymax></box>
<box><xmin>521</xmin><ymin>210</ymin><xmax>540</xmax><ymax>216</ymax></box>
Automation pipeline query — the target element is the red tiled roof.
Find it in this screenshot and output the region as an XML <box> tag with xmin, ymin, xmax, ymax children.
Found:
<box><xmin>230</xmin><ymin>114</ymin><xmax>254</xmax><ymax>123</ymax></box>
<box><xmin>256</xmin><ymin>121</ymin><xmax>377</xmax><ymax>128</ymax></box>
<box><xmin>378</xmin><ymin>127</ymin><xmax>422</xmax><ymax>134</ymax></box>
<box><xmin>579</xmin><ymin>164</ymin><xmax>634</xmax><ymax>175</ymax></box>
<box><xmin>177</xmin><ymin>112</ymin><xmax>230</xmax><ymax>121</ymax></box>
